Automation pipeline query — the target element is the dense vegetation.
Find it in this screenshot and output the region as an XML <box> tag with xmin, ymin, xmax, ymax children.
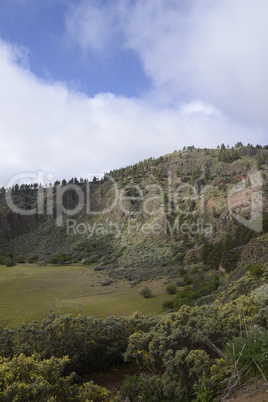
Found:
<box><xmin>0</xmin><ymin>143</ymin><xmax>267</xmax><ymax>400</ymax></box>
<box><xmin>0</xmin><ymin>291</ymin><xmax>267</xmax><ymax>400</ymax></box>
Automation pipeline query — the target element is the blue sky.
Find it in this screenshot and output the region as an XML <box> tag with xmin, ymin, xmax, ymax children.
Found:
<box><xmin>0</xmin><ymin>0</ymin><xmax>150</xmax><ymax>96</ymax></box>
<box><xmin>0</xmin><ymin>0</ymin><xmax>267</xmax><ymax>186</ymax></box>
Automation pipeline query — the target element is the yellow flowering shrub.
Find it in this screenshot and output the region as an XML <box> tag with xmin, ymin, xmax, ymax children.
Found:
<box><xmin>0</xmin><ymin>353</ymin><xmax>110</xmax><ymax>402</ymax></box>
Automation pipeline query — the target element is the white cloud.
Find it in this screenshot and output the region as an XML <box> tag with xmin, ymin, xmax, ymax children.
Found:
<box><xmin>122</xmin><ymin>0</ymin><xmax>268</xmax><ymax>128</ymax></box>
<box><xmin>64</xmin><ymin>0</ymin><xmax>268</xmax><ymax>132</ymax></box>
<box><xmin>1</xmin><ymin>37</ymin><xmax>258</xmax><ymax>187</ymax></box>
<box><xmin>64</xmin><ymin>0</ymin><xmax>120</xmax><ymax>54</ymax></box>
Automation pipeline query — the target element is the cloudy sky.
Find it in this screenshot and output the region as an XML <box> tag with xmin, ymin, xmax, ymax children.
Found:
<box><xmin>0</xmin><ymin>0</ymin><xmax>267</xmax><ymax>187</ymax></box>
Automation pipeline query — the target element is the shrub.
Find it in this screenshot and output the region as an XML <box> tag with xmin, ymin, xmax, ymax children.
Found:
<box><xmin>119</xmin><ymin>374</ymin><xmax>166</xmax><ymax>402</ymax></box>
<box><xmin>166</xmin><ymin>284</ymin><xmax>177</xmax><ymax>295</ymax></box>
<box><xmin>27</xmin><ymin>254</ymin><xmax>38</xmax><ymax>263</ymax></box>
<box><xmin>49</xmin><ymin>253</ymin><xmax>71</xmax><ymax>264</ymax></box>
<box><xmin>78</xmin><ymin>382</ymin><xmax>110</xmax><ymax>402</ymax></box>
<box><xmin>140</xmin><ymin>286</ymin><xmax>153</xmax><ymax>298</ymax></box>
<box><xmin>4</xmin><ymin>258</ymin><xmax>16</xmax><ymax>267</ymax></box>
<box><xmin>119</xmin><ymin>375</ymin><xmax>138</xmax><ymax>401</ymax></box>
<box><xmin>0</xmin><ymin>353</ymin><xmax>70</xmax><ymax>401</ymax></box>
<box><xmin>0</xmin><ymin>353</ymin><xmax>111</xmax><ymax>402</ymax></box>
<box><xmin>175</xmin><ymin>278</ymin><xmax>185</xmax><ymax>287</ymax></box>
<box><xmin>178</xmin><ymin>267</ymin><xmax>187</xmax><ymax>276</ymax></box>
<box><xmin>0</xmin><ymin>252</ymin><xmax>14</xmax><ymax>265</ymax></box>
<box><xmin>162</xmin><ymin>300</ymin><xmax>174</xmax><ymax>311</ymax></box>
<box><xmin>174</xmin><ymin>276</ymin><xmax>220</xmax><ymax>308</ymax></box>
<box><xmin>194</xmin><ymin>378</ymin><xmax>215</xmax><ymax>402</ymax></box>
<box><xmin>225</xmin><ymin>326</ymin><xmax>268</xmax><ymax>380</ymax></box>
<box><xmin>15</xmin><ymin>255</ymin><xmax>26</xmax><ymax>263</ymax></box>
<box><xmin>248</xmin><ymin>262</ymin><xmax>264</xmax><ymax>277</ymax></box>
<box><xmin>0</xmin><ymin>326</ymin><xmax>16</xmax><ymax>358</ymax></box>
<box><xmin>183</xmin><ymin>275</ymin><xmax>193</xmax><ymax>285</ymax></box>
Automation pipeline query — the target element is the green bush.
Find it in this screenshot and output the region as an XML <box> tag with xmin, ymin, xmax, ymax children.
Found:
<box><xmin>140</xmin><ymin>286</ymin><xmax>153</xmax><ymax>299</ymax></box>
<box><xmin>4</xmin><ymin>258</ymin><xmax>16</xmax><ymax>267</ymax></box>
<box><xmin>162</xmin><ymin>300</ymin><xmax>174</xmax><ymax>311</ymax></box>
<box><xmin>183</xmin><ymin>275</ymin><xmax>193</xmax><ymax>285</ymax></box>
<box><xmin>124</xmin><ymin>294</ymin><xmax>266</xmax><ymax>401</ymax></box>
<box><xmin>0</xmin><ymin>252</ymin><xmax>14</xmax><ymax>265</ymax></box>
<box><xmin>174</xmin><ymin>276</ymin><xmax>220</xmax><ymax>308</ymax></box>
<box><xmin>178</xmin><ymin>267</ymin><xmax>187</xmax><ymax>276</ymax></box>
<box><xmin>0</xmin><ymin>326</ymin><xmax>16</xmax><ymax>358</ymax></box>
<box><xmin>119</xmin><ymin>374</ymin><xmax>138</xmax><ymax>402</ymax></box>
<box><xmin>194</xmin><ymin>378</ymin><xmax>215</xmax><ymax>402</ymax></box>
<box><xmin>225</xmin><ymin>326</ymin><xmax>268</xmax><ymax>379</ymax></box>
<box><xmin>15</xmin><ymin>255</ymin><xmax>26</xmax><ymax>263</ymax></box>
<box><xmin>27</xmin><ymin>254</ymin><xmax>38</xmax><ymax>263</ymax></box>
<box><xmin>248</xmin><ymin>262</ymin><xmax>264</xmax><ymax>277</ymax></box>
<box><xmin>119</xmin><ymin>374</ymin><xmax>167</xmax><ymax>402</ymax></box>
<box><xmin>166</xmin><ymin>284</ymin><xmax>177</xmax><ymax>295</ymax></box>
<box><xmin>0</xmin><ymin>353</ymin><xmax>110</xmax><ymax>402</ymax></box>
<box><xmin>0</xmin><ymin>293</ymin><xmax>265</xmax><ymax>401</ymax></box>
<box><xmin>49</xmin><ymin>253</ymin><xmax>72</xmax><ymax>264</ymax></box>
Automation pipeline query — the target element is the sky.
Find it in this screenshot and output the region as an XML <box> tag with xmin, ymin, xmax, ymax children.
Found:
<box><xmin>0</xmin><ymin>0</ymin><xmax>268</xmax><ymax>187</ymax></box>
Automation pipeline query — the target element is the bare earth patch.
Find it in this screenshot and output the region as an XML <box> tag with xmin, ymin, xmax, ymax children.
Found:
<box><xmin>226</xmin><ymin>379</ymin><xmax>268</xmax><ymax>402</ymax></box>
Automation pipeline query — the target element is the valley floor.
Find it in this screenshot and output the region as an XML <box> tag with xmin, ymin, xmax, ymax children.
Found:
<box><xmin>0</xmin><ymin>263</ymin><xmax>173</xmax><ymax>328</ymax></box>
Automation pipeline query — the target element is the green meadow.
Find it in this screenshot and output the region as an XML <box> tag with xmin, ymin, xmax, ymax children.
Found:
<box><xmin>0</xmin><ymin>264</ymin><xmax>173</xmax><ymax>328</ymax></box>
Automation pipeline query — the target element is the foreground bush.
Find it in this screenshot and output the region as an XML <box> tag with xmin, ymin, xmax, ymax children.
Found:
<box><xmin>0</xmin><ymin>353</ymin><xmax>110</xmax><ymax>402</ymax></box>
<box><xmin>122</xmin><ymin>293</ymin><xmax>268</xmax><ymax>400</ymax></box>
<box><xmin>0</xmin><ymin>293</ymin><xmax>266</xmax><ymax>401</ymax></box>
<box><xmin>5</xmin><ymin>312</ymin><xmax>158</xmax><ymax>375</ymax></box>
<box><xmin>225</xmin><ymin>326</ymin><xmax>268</xmax><ymax>379</ymax></box>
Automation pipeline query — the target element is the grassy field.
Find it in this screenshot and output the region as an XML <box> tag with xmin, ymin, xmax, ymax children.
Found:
<box><xmin>0</xmin><ymin>264</ymin><xmax>173</xmax><ymax>328</ymax></box>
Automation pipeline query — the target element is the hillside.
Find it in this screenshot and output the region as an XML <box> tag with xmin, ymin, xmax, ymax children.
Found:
<box><xmin>0</xmin><ymin>144</ymin><xmax>267</xmax><ymax>302</ymax></box>
<box><xmin>0</xmin><ymin>143</ymin><xmax>268</xmax><ymax>401</ymax></box>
